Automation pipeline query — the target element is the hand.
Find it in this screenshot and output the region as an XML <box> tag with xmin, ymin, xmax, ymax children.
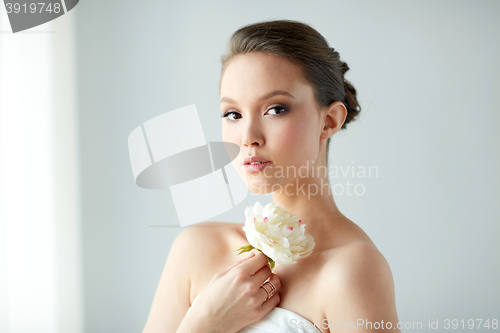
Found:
<box><xmin>189</xmin><ymin>250</ymin><xmax>281</xmax><ymax>333</ymax></box>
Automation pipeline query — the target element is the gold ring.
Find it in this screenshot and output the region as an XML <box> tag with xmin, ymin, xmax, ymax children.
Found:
<box><xmin>261</xmin><ymin>281</ymin><xmax>276</xmax><ymax>300</ymax></box>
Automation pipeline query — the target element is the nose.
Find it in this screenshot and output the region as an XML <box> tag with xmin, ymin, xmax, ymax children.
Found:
<box><xmin>242</xmin><ymin>118</ymin><xmax>264</xmax><ymax>148</ymax></box>
<box><xmin>244</xmin><ymin>139</ymin><xmax>261</xmax><ymax>147</ymax></box>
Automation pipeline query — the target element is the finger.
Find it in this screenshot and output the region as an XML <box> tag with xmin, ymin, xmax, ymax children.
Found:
<box><xmin>215</xmin><ymin>252</ymin><xmax>255</xmax><ymax>278</ymax></box>
<box><xmin>259</xmin><ymin>273</ymin><xmax>280</xmax><ymax>302</ymax></box>
<box><xmin>260</xmin><ymin>288</ymin><xmax>280</xmax><ymax>311</ymax></box>
<box><xmin>239</xmin><ymin>251</ymin><xmax>270</xmax><ymax>275</ymax></box>
<box><xmin>251</xmin><ymin>264</ymin><xmax>272</xmax><ymax>283</ymax></box>
<box><xmin>270</xmin><ymin>273</ymin><xmax>281</xmax><ymax>290</ymax></box>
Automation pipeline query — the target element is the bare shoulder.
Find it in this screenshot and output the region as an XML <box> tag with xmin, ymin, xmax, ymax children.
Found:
<box><xmin>180</xmin><ymin>221</ymin><xmax>242</xmax><ymax>256</ymax></box>
<box><xmin>142</xmin><ymin>221</ymin><xmax>241</xmax><ymax>333</ymax></box>
<box><xmin>166</xmin><ymin>222</ymin><xmax>226</xmax><ymax>279</ymax></box>
<box><xmin>324</xmin><ymin>241</ymin><xmax>392</xmax><ymax>284</ymax></box>
<box><xmin>179</xmin><ymin>222</ymin><xmax>245</xmax><ymax>300</ymax></box>
<box><xmin>321</xmin><ymin>240</ymin><xmax>399</xmax><ymax>331</ymax></box>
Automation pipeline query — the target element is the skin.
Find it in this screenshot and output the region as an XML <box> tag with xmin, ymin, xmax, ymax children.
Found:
<box><xmin>142</xmin><ymin>52</ymin><xmax>400</xmax><ymax>333</ymax></box>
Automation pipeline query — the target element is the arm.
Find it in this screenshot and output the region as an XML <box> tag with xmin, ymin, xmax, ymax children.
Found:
<box><xmin>142</xmin><ymin>225</ymin><xmax>206</xmax><ymax>333</ymax></box>
<box><xmin>323</xmin><ymin>242</ymin><xmax>400</xmax><ymax>333</ymax></box>
<box><xmin>142</xmin><ymin>223</ymin><xmax>282</xmax><ymax>333</ymax></box>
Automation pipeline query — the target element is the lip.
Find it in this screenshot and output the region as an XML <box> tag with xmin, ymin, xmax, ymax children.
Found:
<box><xmin>243</xmin><ymin>156</ymin><xmax>272</xmax><ymax>173</ymax></box>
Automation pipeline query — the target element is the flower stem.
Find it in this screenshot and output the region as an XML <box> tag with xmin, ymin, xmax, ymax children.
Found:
<box><xmin>256</xmin><ymin>249</ymin><xmax>275</xmax><ymax>271</ymax></box>
<box><xmin>233</xmin><ymin>244</ymin><xmax>254</xmax><ymax>255</ymax></box>
<box><xmin>233</xmin><ymin>245</ymin><xmax>275</xmax><ymax>271</ymax></box>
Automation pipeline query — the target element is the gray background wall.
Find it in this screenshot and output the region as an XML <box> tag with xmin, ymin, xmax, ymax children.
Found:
<box><xmin>75</xmin><ymin>1</ymin><xmax>500</xmax><ymax>332</ymax></box>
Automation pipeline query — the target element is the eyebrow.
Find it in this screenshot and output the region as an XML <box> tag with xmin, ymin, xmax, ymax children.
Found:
<box><xmin>220</xmin><ymin>90</ymin><xmax>295</xmax><ymax>105</ymax></box>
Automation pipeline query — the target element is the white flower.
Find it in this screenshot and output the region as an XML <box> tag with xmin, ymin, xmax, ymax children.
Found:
<box><xmin>234</xmin><ymin>201</ymin><xmax>315</xmax><ymax>270</ymax></box>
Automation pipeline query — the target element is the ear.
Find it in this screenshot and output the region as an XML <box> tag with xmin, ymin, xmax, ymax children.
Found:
<box><xmin>320</xmin><ymin>101</ymin><xmax>347</xmax><ymax>139</ymax></box>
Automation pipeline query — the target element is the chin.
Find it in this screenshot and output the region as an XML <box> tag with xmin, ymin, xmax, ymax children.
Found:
<box><xmin>245</xmin><ymin>180</ymin><xmax>274</xmax><ymax>195</ymax></box>
<box><xmin>248</xmin><ymin>187</ymin><xmax>271</xmax><ymax>195</ymax></box>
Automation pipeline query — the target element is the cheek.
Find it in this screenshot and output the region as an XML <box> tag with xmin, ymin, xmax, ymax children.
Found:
<box><xmin>274</xmin><ymin>118</ymin><xmax>318</xmax><ymax>164</ymax></box>
<box><xmin>222</xmin><ymin>126</ymin><xmax>243</xmax><ymax>168</ymax></box>
<box><xmin>221</xmin><ymin>123</ymin><xmax>229</xmax><ymax>142</ymax></box>
<box><xmin>221</xmin><ymin>123</ymin><xmax>238</xmax><ymax>145</ymax></box>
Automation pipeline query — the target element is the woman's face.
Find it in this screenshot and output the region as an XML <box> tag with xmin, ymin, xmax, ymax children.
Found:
<box><xmin>220</xmin><ymin>52</ymin><xmax>326</xmax><ymax>194</ymax></box>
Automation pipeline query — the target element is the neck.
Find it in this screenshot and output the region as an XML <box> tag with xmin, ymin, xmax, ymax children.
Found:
<box><xmin>270</xmin><ymin>170</ymin><xmax>346</xmax><ymax>252</ymax></box>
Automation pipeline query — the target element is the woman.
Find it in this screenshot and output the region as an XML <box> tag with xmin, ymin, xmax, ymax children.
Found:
<box><xmin>143</xmin><ymin>20</ymin><xmax>400</xmax><ymax>333</ymax></box>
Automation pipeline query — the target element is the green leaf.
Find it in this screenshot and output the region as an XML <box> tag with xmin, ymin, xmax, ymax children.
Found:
<box><xmin>267</xmin><ymin>257</ymin><xmax>275</xmax><ymax>271</ymax></box>
<box><xmin>233</xmin><ymin>244</ymin><xmax>254</xmax><ymax>255</ymax></box>
<box><xmin>234</xmin><ymin>246</ymin><xmax>275</xmax><ymax>270</ymax></box>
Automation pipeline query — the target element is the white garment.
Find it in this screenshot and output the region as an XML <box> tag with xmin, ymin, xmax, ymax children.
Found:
<box><xmin>186</xmin><ymin>295</ymin><xmax>322</xmax><ymax>333</ymax></box>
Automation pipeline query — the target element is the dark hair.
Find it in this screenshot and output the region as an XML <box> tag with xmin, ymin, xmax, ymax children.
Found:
<box><xmin>220</xmin><ymin>19</ymin><xmax>361</xmax><ymax>164</ymax></box>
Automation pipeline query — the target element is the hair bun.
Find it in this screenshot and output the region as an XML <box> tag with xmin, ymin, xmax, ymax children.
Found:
<box><xmin>341</xmin><ymin>61</ymin><xmax>349</xmax><ymax>75</ymax></box>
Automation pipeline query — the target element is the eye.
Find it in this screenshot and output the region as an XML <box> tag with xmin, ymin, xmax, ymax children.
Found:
<box><xmin>221</xmin><ymin>111</ymin><xmax>242</xmax><ymax>121</ymax></box>
<box><xmin>266</xmin><ymin>105</ymin><xmax>288</xmax><ymax>116</ymax></box>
